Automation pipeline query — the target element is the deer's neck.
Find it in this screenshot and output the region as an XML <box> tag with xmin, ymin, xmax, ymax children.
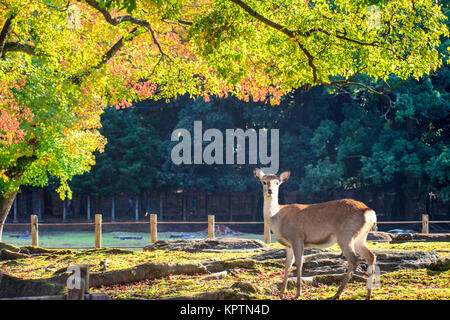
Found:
<box><xmin>263</xmin><ymin>195</ymin><xmax>280</xmax><ymax>224</ymax></box>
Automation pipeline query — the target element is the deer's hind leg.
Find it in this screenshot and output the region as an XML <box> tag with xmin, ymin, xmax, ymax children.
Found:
<box><xmin>330</xmin><ymin>240</ymin><xmax>358</xmax><ymax>300</ymax></box>
<box><xmin>355</xmin><ymin>235</ymin><xmax>377</xmax><ymax>300</ymax></box>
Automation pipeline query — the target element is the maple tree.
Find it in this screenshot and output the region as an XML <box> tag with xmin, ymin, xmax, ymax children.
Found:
<box><xmin>0</xmin><ymin>0</ymin><xmax>448</xmax><ymax>236</ymax></box>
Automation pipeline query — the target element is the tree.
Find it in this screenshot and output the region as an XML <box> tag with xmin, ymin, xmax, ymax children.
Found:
<box><xmin>0</xmin><ymin>0</ymin><xmax>448</xmax><ymax>237</ymax></box>
<box><xmin>71</xmin><ymin>107</ymin><xmax>162</xmax><ymax>196</ymax></box>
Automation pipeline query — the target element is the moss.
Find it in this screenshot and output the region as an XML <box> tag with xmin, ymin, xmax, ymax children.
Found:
<box><xmin>19</xmin><ymin>246</ymin><xmax>73</xmax><ymax>255</ymax></box>
<box><xmin>78</xmin><ymin>248</ymin><xmax>133</xmax><ymax>255</ymax></box>
<box><xmin>428</xmin><ymin>258</ymin><xmax>450</xmax><ymax>271</ymax></box>
<box><xmin>0</xmin><ymin>249</ymin><xmax>30</xmax><ymax>260</ymax></box>
<box><xmin>0</xmin><ymin>273</ymin><xmax>65</xmax><ymax>298</ymax></box>
<box><xmin>0</xmin><ymin>242</ymin><xmax>21</xmax><ymax>252</ymax></box>
<box><xmin>230</xmin><ymin>281</ymin><xmax>260</xmax><ymax>294</ymax></box>
<box><xmin>222</xmin><ymin>259</ymin><xmax>257</xmax><ymax>269</ymax></box>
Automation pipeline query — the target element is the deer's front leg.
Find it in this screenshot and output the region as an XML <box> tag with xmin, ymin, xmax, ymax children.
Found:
<box><xmin>292</xmin><ymin>240</ymin><xmax>305</xmax><ymax>299</ymax></box>
<box><xmin>280</xmin><ymin>247</ymin><xmax>294</xmax><ymax>299</ymax></box>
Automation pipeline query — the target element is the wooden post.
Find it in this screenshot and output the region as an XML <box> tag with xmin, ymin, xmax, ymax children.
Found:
<box><xmin>79</xmin><ymin>264</ymin><xmax>90</xmax><ymax>294</ymax></box>
<box><xmin>208</xmin><ymin>215</ymin><xmax>215</xmax><ymax>239</ymax></box>
<box><xmin>67</xmin><ymin>277</ymin><xmax>85</xmax><ymax>300</ymax></box>
<box><xmin>264</xmin><ymin>219</ymin><xmax>271</xmax><ymax>244</ymax></box>
<box><xmin>67</xmin><ymin>264</ymin><xmax>90</xmax><ymax>300</ymax></box>
<box><xmin>95</xmin><ymin>214</ymin><xmax>102</xmax><ymax>248</ymax></box>
<box><xmin>422</xmin><ymin>214</ymin><xmax>429</xmax><ymax>234</ymax></box>
<box><xmin>150</xmin><ymin>214</ymin><xmax>157</xmax><ymax>244</ymax></box>
<box><xmin>30</xmin><ymin>215</ymin><xmax>38</xmax><ymax>247</ymax></box>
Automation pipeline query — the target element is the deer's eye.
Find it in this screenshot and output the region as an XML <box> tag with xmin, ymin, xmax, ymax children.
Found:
<box><xmin>262</xmin><ymin>181</ymin><xmax>267</xmax><ymax>185</ymax></box>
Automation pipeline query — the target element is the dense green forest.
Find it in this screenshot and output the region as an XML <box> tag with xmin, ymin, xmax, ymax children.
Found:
<box><xmin>68</xmin><ymin>53</ymin><xmax>450</xmax><ymax>219</ymax></box>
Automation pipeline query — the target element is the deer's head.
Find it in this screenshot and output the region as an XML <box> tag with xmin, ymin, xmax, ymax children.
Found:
<box><xmin>254</xmin><ymin>168</ymin><xmax>290</xmax><ymax>199</ymax></box>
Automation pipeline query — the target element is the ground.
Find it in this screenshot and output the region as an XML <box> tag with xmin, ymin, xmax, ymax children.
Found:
<box><xmin>1</xmin><ymin>241</ymin><xmax>449</xmax><ymax>300</ymax></box>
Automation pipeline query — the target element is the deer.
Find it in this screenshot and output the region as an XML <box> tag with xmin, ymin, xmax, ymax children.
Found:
<box><xmin>254</xmin><ymin>168</ymin><xmax>377</xmax><ymax>300</ymax></box>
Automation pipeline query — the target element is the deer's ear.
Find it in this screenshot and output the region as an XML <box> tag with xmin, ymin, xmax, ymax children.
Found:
<box><xmin>253</xmin><ymin>168</ymin><xmax>264</xmax><ymax>181</ymax></box>
<box><xmin>279</xmin><ymin>171</ymin><xmax>291</xmax><ymax>183</ymax></box>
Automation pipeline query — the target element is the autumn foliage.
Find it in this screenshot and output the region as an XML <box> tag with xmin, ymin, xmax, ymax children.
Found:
<box><xmin>0</xmin><ymin>0</ymin><xmax>448</xmax><ymax>200</ymax></box>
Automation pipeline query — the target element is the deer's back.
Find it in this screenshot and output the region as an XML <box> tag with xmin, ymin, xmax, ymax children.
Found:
<box><xmin>276</xmin><ymin>199</ymin><xmax>373</xmax><ymax>247</ymax></box>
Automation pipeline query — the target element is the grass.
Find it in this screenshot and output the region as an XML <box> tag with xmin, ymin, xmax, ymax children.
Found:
<box><xmin>1</xmin><ymin>241</ymin><xmax>449</xmax><ymax>300</ymax></box>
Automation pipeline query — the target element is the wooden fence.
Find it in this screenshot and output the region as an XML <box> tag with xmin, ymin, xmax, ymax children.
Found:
<box><xmin>1</xmin><ymin>214</ymin><xmax>450</xmax><ymax>249</ymax></box>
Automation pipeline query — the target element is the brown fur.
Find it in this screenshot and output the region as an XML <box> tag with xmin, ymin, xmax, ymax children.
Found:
<box><xmin>277</xmin><ymin>199</ymin><xmax>371</xmax><ymax>247</ymax></box>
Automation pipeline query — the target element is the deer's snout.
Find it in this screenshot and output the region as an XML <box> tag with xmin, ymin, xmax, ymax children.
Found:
<box><xmin>267</xmin><ymin>189</ymin><xmax>273</xmax><ymax>195</ymax></box>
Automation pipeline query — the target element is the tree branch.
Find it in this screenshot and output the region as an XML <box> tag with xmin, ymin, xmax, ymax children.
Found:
<box><xmin>326</xmin><ymin>79</ymin><xmax>408</xmax><ymax>95</ymax></box>
<box><xmin>228</xmin><ymin>0</ymin><xmax>408</xmax><ymax>95</ymax></box>
<box><xmin>93</xmin><ymin>26</ymin><xmax>139</xmax><ymax>70</ymax></box>
<box><xmin>3</xmin><ymin>42</ymin><xmax>35</xmax><ymax>56</ymax></box>
<box><xmin>297</xmin><ymin>42</ymin><xmax>319</xmax><ymax>83</ymax></box>
<box><xmin>0</xmin><ymin>14</ymin><xmax>14</xmax><ymax>58</ymax></box>
<box><xmin>84</xmin><ymin>0</ymin><xmax>170</xmax><ymax>59</ymax></box>
<box><xmin>228</xmin><ymin>0</ymin><xmax>295</xmax><ymax>38</ymax></box>
<box><xmin>84</xmin><ymin>0</ymin><xmax>148</xmax><ymax>26</ymax></box>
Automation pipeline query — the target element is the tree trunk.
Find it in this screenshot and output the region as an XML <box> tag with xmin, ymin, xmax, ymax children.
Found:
<box><xmin>205</xmin><ymin>192</ymin><xmax>208</xmax><ymax>217</ymax></box>
<box><xmin>13</xmin><ymin>197</ymin><xmax>18</xmax><ymax>223</ymax></box>
<box><xmin>63</xmin><ymin>199</ymin><xmax>67</xmax><ymax>221</ymax></box>
<box><xmin>159</xmin><ymin>191</ymin><xmax>164</xmax><ymax>220</ymax></box>
<box><xmin>0</xmin><ymin>191</ymin><xmax>18</xmax><ymax>241</ymax></box>
<box><xmin>228</xmin><ymin>192</ymin><xmax>232</xmax><ymax>221</ymax></box>
<box><xmin>36</xmin><ymin>190</ymin><xmax>43</xmax><ymax>220</ymax></box>
<box><xmin>251</xmin><ymin>194</ymin><xmax>256</xmax><ymax>221</ymax></box>
<box><xmin>182</xmin><ymin>193</ymin><xmax>186</xmax><ymax>221</ymax></box>
<box><xmin>111</xmin><ymin>195</ymin><xmax>115</xmax><ymax>221</ymax></box>
<box><xmin>87</xmin><ymin>195</ymin><xmax>91</xmax><ymax>220</ymax></box>
<box><xmin>135</xmin><ymin>194</ymin><xmax>139</xmax><ymax>221</ymax></box>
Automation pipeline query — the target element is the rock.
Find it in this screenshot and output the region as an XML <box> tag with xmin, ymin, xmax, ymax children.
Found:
<box><xmin>391</xmin><ymin>233</ymin><xmax>450</xmax><ymax>243</ymax></box>
<box><xmin>163</xmin><ymin>288</ymin><xmax>251</xmax><ymax>300</ymax></box>
<box><xmin>19</xmin><ymin>246</ymin><xmax>73</xmax><ymax>255</ymax></box>
<box><xmin>428</xmin><ymin>258</ymin><xmax>450</xmax><ymax>271</ymax></box>
<box><xmin>251</xmin><ymin>248</ymin><xmax>440</xmax><ymax>276</ymax></box>
<box><xmin>275</xmin><ymin>273</ymin><xmax>366</xmax><ymax>291</ymax></box>
<box><xmin>367</xmin><ymin>232</ymin><xmax>393</xmax><ymax>242</ymax></box>
<box><xmin>52</xmin><ymin>266</ymin><xmax>69</xmax><ymax>275</ymax></box>
<box><xmin>202</xmin><ymin>271</ymin><xmax>228</xmax><ymax>280</ymax></box>
<box><xmin>0</xmin><ymin>273</ymin><xmax>65</xmax><ymax>298</ymax></box>
<box><xmin>79</xmin><ymin>248</ymin><xmax>133</xmax><ymax>255</ymax></box>
<box><xmin>0</xmin><ymin>249</ymin><xmax>30</xmax><ymax>261</ymax></box>
<box><xmin>251</xmin><ymin>249</ymin><xmax>285</xmax><ymax>260</ymax></box>
<box><xmin>273</xmin><ymin>277</ymin><xmax>314</xmax><ymax>292</ymax></box>
<box><xmin>143</xmin><ymin>238</ymin><xmax>268</xmax><ymax>252</ymax></box>
<box><xmin>391</xmin><ymin>233</ymin><xmax>414</xmax><ymax>242</ymax></box>
<box><xmin>222</xmin><ymin>258</ymin><xmax>257</xmax><ymax>269</ymax></box>
<box><xmin>374</xmin><ymin>249</ymin><xmax>440</xmax><ymax>272</ymax></box>
<box><xmin>312</xmin><ymin>273</ymin><xmax>366</xmax><ymax>285</ymax></box>
<box><xmin>199</xmin><ymin>225</ymin><xmax>243</xmax><ymax>236</ymax></box>
<box><xmin>0</xmin><ymin>242</ymin><xmax>21</xmax><ymax>252</ymax></box>
<box><xmin>251</xmin><ymin>248</ymin><xmax>321</xmax><ymax>261</ymax></box>
<box><xmin>230</xmin><ymin>281</ymin><xmax>260</xmax><ymax>294</ymax></box>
